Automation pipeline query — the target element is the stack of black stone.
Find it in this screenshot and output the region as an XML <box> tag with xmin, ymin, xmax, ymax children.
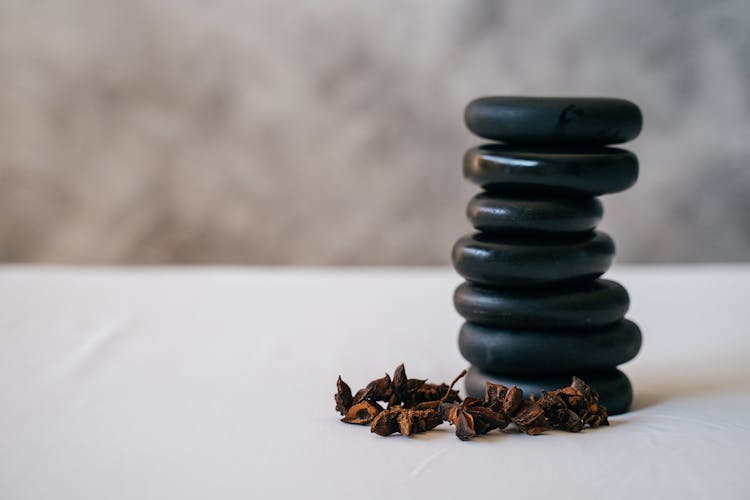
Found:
<box><xmin>452</xmin><ymin>96</ymin><xmax>643</xmax><ymax>414</ymax></box>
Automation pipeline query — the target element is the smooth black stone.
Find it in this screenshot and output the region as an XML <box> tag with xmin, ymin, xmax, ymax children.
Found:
<box><xmin>465</xmin><ymin>366</ymin><xmax>633</xmax><ymax>415</ymax></box>
<box><xmin>463</xmin><ymin>145</ymin><xmax>639</xmax><ymax>196</ymax></box>
<box><xmin>467</xmin><ymin>192</ymin><xmax>603</xmax><ymax>234</ymax></box>
<box><xmin>454</xmin><ymin>279</ymin><xmax>629</xmax><ymax>329</ymax></box>
<box><xmin>458</xmin><ymin>320</ymin><xmax>642</xmax><ymax>375</ymax></box>
<box><xmin>452</xmin><ymin>231</ymin><xmax>615</xmax><ymax>287</ymax></box>
<box><xmin>464</xmin><ymin>96</ymin><xmax>642</xmax><ymax>145</ymax></box>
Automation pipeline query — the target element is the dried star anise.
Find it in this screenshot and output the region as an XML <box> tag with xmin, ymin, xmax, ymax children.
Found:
<box><xmin>464</xmin><ymin>402</ymin><xmax>507</xmax><ymax>434</ymax></box>
<box><xmin>335</xmin><ymin>367</ymin><xmax>611</xmax><ymax>441</ymax></box>
<box><xmin>336</xmin><ymin>363</ymin><xmax>459</xmax><ymax>430</ymax></box>
<box><xmin>373</xmin><ymin>368</ymin><xmax>466</xmax><ymax>437</ymax></box>
<box><xmin>370</xmin><ymin>407</ymin><xmax>443</xmax><ymax>436</ymax></box>
<box><xmin>341</xmin><ymin>400</ymin><xmax>383</xmax><ymax>425</ymax></box>
<box><xmin>480</xmin><ymin>382</ymin><xmax>549</xmax><ymax>436</ymax></box>
<box><xmin>440</xmin><ymin>401</ymin><xmax>476</xmax><ymax>441</ymax></box>
<box><xmin>548</xmin><ymin>376</ymin><xmax>609</xmax><ymax>428</ymax></box>
<box><xmin>510</xmin><ymin>399</ymin><xmax>549</xmax><ymax>435</ymax></box>
<box><xmin>533</xmin><ymin>391</ymin><xmax>584</xmax><ymax>432</ymax></box>
<box><xmin>369</xmin><ymin>406</ymin><xmax>400</xmax><ymax>435</ymax></box>
<box><xmin>502</xmin><ymin>386</ymin><xmax>523</xmax><ymax>415</ymax></box>
<box><xmin>441</xmin><ymin>395</ymin><xmax>510</xmax><ymax>440</ymax></box>
<box><xmin>335</xmin><ymin>376</ymin><xmax>353</xmax><ymax>416</ymax></box>
<box><xmin>357</xmin><ymin>373</ymin><xmax>393</xmax><ymax>404</ymax></box>
<box><xmin>336</xmin><ymin>375</ymin><xmax>385</xmax><ymax>425</ymax></box>
<box><xmin>387</xmin><ymin>363</ymin><xmax>457</xmax><ymax>409</ymax></box>
<box><xmin>388</xmin><ymin>363</ymin><xmax>422</xmax><ymax>407</ymax></box>
<box><xmin>440</xmin><ymin>370</ymin><xmax>509</xmax><ymax>441</ymax></box>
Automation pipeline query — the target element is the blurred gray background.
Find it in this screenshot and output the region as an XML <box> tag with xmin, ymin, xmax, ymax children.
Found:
<box><xmin>0</xmin><ymin>0</ymin><xmax>748</xmax><ymax>265</ymax></box>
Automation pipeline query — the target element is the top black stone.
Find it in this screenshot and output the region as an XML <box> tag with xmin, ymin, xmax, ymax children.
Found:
<box><xmin>464</xmin><ymin>96</ymin><xmax>642</xmax><ymax>145</ymax></box>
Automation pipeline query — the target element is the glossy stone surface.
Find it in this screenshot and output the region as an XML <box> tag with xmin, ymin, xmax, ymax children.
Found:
<box><xmin>465</xmin><ymin>366</ymin><xmax>633</xmax><ymax>415</ymax></box>
<box><xmin>467</xmin><ymin>192</ymin><xmax>603</xmax><ymax>234</ymax></box>
<box><xmin>464</xmin><ymin>96</ymin><xmax>642</xmax><ymax>145</ymax></box>
<box><xmin>463</xmin><ymin>145</ymin><xmax>639</xmax><ymax>196</ymax></box>
<box><xmin>452</xmin><ymin>231</ymin><xmax>615</xmax><ymax>287</ymax></box>
<box><xmin>454</xmin><ymin>279</ymin><xmax>629</xmax><ymax>329</ymax></box>
<box><xmin>458</xmin><ymin>319</ymin><xmax>642</xmax><ymax>375</ymax></box>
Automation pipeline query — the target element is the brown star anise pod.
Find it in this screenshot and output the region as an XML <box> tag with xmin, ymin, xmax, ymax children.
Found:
<box><xmin>341</xmin><ymin>400</ymin><xmax>383</xmax><ymax>425</ymax></box>
<box><xmin>440</xmin><ymin>401</ymin><xmax>476</xmax><ymax>441</ymax></box>
<box><xmin>336</xmin><ymin>368</ymin><xmax>610</xmax><ymax>441</ymax></box>
<box><xmin>370</xmin><ymin>407</ymin><xmax>443</xmax><ymax>436</ymax></box>
<box><xmin>510</xmin><ymin>399</ymin><xmax>550</xmax><ymax>435</ymax></box>
<box><xmin>549</xmin><ymin>376</ymin><xmax>609</xmax><ymax>428</ymax></box>
<box><xmin>335</xmin><ymin>376</ymin><xmax>353</xmax><ymax>416</ymax></box>
<box><xmin>440</xmin><ymin>370</ymin><xmax>512</xmax><ymax>440</ymax></box>
<box><xmin>440</xmin><ymin>378</ymin><xmax>551</xmax><ymax>440</ymax></box>
<box><xmin>442</xmin><ymin>396</ymin><xmax>510</xmax><ymax>437</ymax></box>
<box><xmin>350</xmin><ymin>373</ymin><xmax>392</xmax><ymax>406</ymax></box>
<box><xmin>387</xmin><ymin>363</ymin><xmax>459</xmax><ymax>409</ymax></box>
<box><xmin>336</xmin><ymin>364</ymin><xmax>461</xmax><ymax>429</ymax></box>
<box><xmin>372</xmin><ymin>368</ymin><xmax>467</xmax><ymax>437</ymax></box>
<box><xmin>336</xmin><ymin>375</ymin><xmax>386</xmax><ymax>425</ymax></box>
<box><xmin>533</xmin><ymin>391</ymin><xmax>584</xmax><ymax>432</ymax></box>
<box><xmin>439</xmin><ymin>370</ymin><xmax>500</xmax><ymax>441</ymax></box>
<box><xmin>480</xmin><ymin>382</ymin><xmax>549</xmax><ymax>435</ymax></box>
<box><xmin>388</xmin><ymin>363</ymin><xmax>426</xmax><ymax>408</ymax></box>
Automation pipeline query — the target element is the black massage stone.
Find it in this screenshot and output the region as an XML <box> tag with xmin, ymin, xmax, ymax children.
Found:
<box><xmin>458</xmin><ymin>320</ymin><xmax>642</xmax><ymax>375</ymax></box>
<box><xmin>454</xmin><ymin>95</ymin><xmax>642</xmax><ymax>414</ymax></box>
<box><xmin>463</xmin><ymin>145</ymin><xmax>638</xmax><ymax>196</ymax></box>
<box><xmin>452</xmin><ymin>231</ymin><xmax>615</xmax><ymax>287</ymax></box>
<box><xmin>453</xmin><ymin>279</ymin><xmax>629</xmax><ymax>329</ymax></box>
<box><xmin>464</xmin><ymin>366</ymin><xmax>633</xmax><ymax>415</ymax></box>
<box><xmin>464</xmin><ymin>96</ymin><xmax>642</xmax><ymax>145</ymax></box>
<box><xmin>467</xmin><ymin>192</ymin><xmax>603</xmax><ymax>234</ymax></box>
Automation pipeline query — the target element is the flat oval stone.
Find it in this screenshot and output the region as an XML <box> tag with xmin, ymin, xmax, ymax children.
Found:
<box><xmin>467</xmin><ymin>192</ymin><xmax>603</xmax><ymax>234</ymax></box>
<box><xmin>464</xmin><ymin>96</ymin><xmax>642</xmax><ymax>145</ymax></box>
<box><xmin>454</xmin><ymin>279</ymin><xmax>629</xmax><ymax>329</ymax></box>
<box><xmin>458</xmin><ymin>320</ymin><xmax>642</xmax><ymax>375</ymax></box>
<box><xmin>452</xmin><ymin>231</ymin><xmax>615</xmax><ymax>287</ymax></box>
<box><xmin>463</xmin><ymin>145</ymin><xmax>639</xmax><ymax>196</ymax></box>
<box><xmin>465</xmin><ymin>366</ymin><xmax>633</xmax><ymax>415</ymax></box>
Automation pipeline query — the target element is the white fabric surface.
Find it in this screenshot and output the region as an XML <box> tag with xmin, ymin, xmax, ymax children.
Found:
<box><xmin>1</xmin><ymin>265</ymin><xmax>749</xmax><ymax>499</ymax></box>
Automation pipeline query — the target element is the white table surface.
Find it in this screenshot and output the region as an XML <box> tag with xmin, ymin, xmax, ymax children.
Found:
<box><xmin>1</xmin><ymin>265</ymin><xmax>749</xmax><ymax>499</ymax></box>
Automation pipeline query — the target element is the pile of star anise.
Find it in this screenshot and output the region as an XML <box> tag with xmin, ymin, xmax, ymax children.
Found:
<box><xmin>335</xmin><ymin>364</ymin><xmax>608</xmax><ymax>441</ymax></box>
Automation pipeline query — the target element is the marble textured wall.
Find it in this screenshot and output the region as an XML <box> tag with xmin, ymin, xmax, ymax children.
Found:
<box><xmin>0</xmin><ymin>0</ymin><xmax>748</xmax><ymax>264</ymax></box>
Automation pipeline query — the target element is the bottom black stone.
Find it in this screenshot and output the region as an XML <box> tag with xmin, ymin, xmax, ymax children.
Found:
<box><xmin>465</xmin><ymin>366</ymin><xmax>633</xmax><ymax>415</ymax></box>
